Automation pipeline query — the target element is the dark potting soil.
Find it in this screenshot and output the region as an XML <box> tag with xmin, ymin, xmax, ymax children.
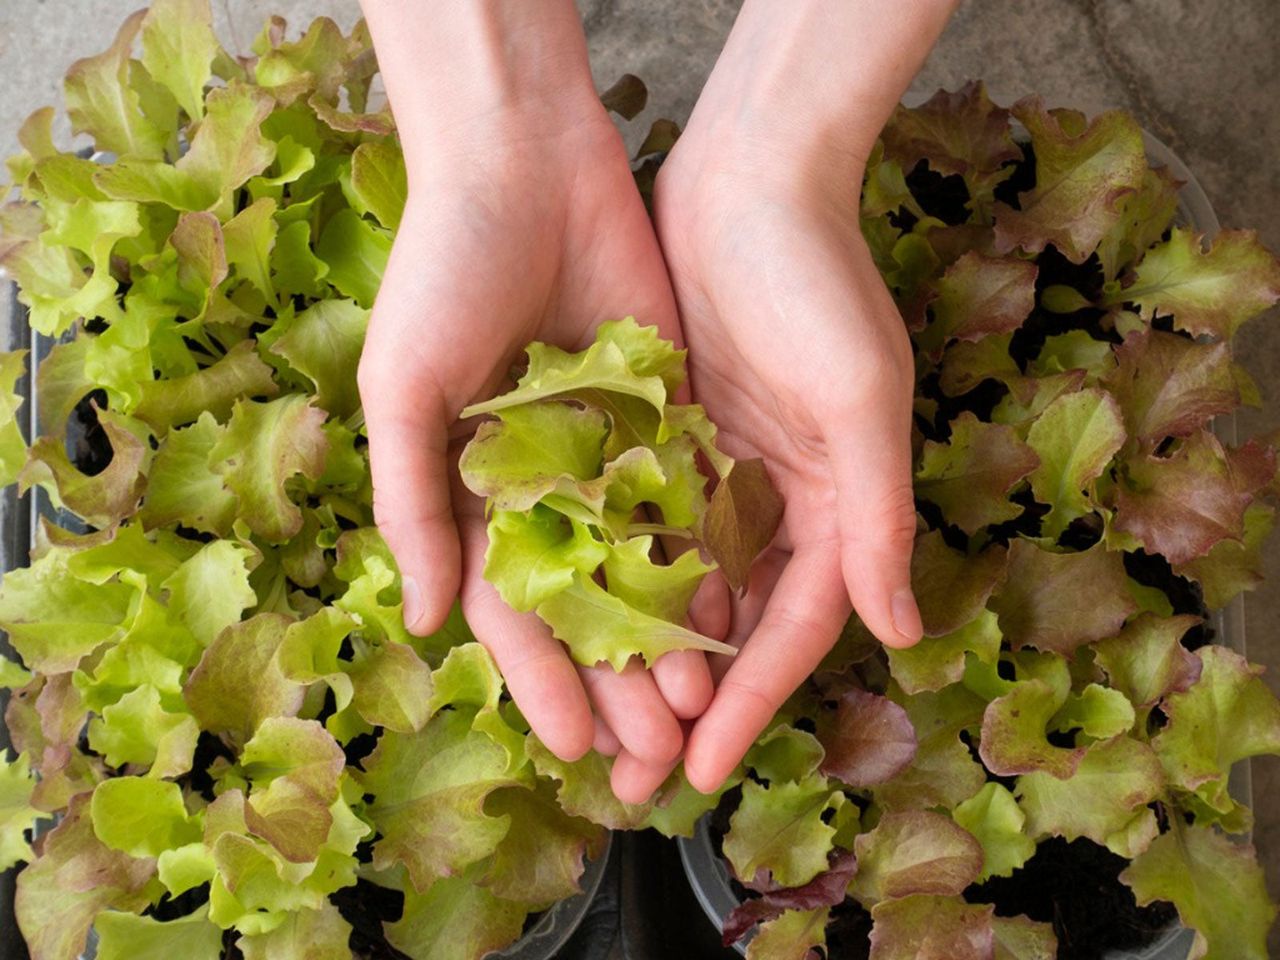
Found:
<box><xmin>968</xmin><ymin>837</ymin><xmax>1178</xmax><ymax>960</ymax></box>
<box><xmin>332</xmin><ymin>879</ymin><xmax>413</xmax><ymax>960</ymax></box>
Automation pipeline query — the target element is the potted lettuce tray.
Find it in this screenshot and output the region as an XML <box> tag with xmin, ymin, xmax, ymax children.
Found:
<box><xmin>672</xmin><ymin>84</ymin><xmax>1280</xmax><ymax>960</ymax></box>
<box><xmin>0</xmin><ymin>5</ymin><xmax>722</xmax><ymax>959</ymax></box>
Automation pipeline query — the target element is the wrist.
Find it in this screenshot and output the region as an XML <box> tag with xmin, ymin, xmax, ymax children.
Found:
<box><xmin>677</xmin><ymin>0</ymin><xmax>958</xmax><ymax>179</ymax></box>
<box><xmin>361</xmin><ymin>0</ymin><xmax>604</xmax><ymax>167</ymax></box>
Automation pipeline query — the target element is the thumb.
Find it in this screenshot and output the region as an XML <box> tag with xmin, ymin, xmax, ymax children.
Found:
<box><xmin>358</xmin><ymin>344</ymin><xmax>462</xmax><ymax>636</ymax></box>
<box><xmin>827</xmin><ymin>358</ymin><xmax>922</xmax><ymax>649</ymax></box>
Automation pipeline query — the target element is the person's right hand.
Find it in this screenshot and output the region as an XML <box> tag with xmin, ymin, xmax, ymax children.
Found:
<box><xmin>357</xmin><ymin>2</ymin><xmax>714</xmax><ymax>801</ymax></box>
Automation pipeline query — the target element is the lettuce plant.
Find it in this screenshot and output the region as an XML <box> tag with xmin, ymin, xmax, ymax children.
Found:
<box><xmin>0</xmin><ymin>5</ymin><xmax>723</xmax><ymax>959</ymax></box>
<box><xmin>709</xmin><ymin>84</ymin><xmax>1280</xmax><ymax>960</ymax></box>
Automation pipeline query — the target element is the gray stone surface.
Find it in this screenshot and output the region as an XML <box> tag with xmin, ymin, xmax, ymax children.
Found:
<box><xmin>2</xmin><ymin>0</ymin><xmax>1279</xmax><ymax>949</ymax></box>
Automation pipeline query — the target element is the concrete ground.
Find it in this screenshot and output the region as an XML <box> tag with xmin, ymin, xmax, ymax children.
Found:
<box><xmin>2</xmin><ymin>0</ymin><xmax>1279</xmax><ymax>950</ymax></box>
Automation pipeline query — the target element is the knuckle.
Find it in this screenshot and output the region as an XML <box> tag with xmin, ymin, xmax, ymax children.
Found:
<box><xmin>718</xmin><ymin>676</ymin><xmax>781</xmax><ymax>718</ymax></box>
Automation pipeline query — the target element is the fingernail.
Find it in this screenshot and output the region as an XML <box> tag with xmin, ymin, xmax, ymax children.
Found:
<box><xmin>402</xmin><ymin>577</ymin><xmax>424</xmax><ymax>631</ymax></box>
<box><xmin>891</xmin><ymin>589</ymin><xmax>923</xmax><ymax>644</ymax></box>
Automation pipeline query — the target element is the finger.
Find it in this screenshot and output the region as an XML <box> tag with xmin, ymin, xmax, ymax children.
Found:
<box><xmin>578</xmin><ymin>660</ymin><xmax>684</xmax><ymax>766</ymax></box>
<box><xmin>359</xmin><ymin>347</ymin><xmax>461</xmax><ymax>636</ymax></box>
<box><xmin>711</xmin><ymin>547</ymin><xmax>789</xmax><ymax>684</ymax></box>
<box><xmin>593</xmin><ymin>716</ymin><xmax>622</xmax><ymax>757</ymax></box>
<box><xmin>688</xmin><ymin>566</ymin><xmax>731</xmax><ymax>642</ymax></box>
<box><xmin>610</xmin><ymin>749</ymin><xmax>680</xmax><ymax>806</ymax></box>
<box><xmin>685</xmin><ymin>547</ymin><xmax>851</xmax><ymax>793</ymax></box>
<box><xmin>826</xmin><ymin>356</ymin><xmax>922</xmax><ymax>650</ymax></box>
<box><xmin>651</xmin><ymin>650</ymin><xmax>713</xmax><ymax>720</ymax></box>
<box><xmin>454</xmin><ymin>509</ymin><xmax>594</xmax><ymax>762</ymax></box>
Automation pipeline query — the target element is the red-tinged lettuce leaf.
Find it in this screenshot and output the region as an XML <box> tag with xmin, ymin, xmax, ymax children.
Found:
<box><xmin>1092</xmin><ymin>612</ymin><xmax>1202</xmax><ymax>709</ymax></box>
<box><xmin>15</xmin><ymin>795</ymin><xmax>156</xmax><ymax>960</ymax></box>
<box><xmin>952</xmin><ymin>782</ymin><xmax>1036</xmax><ymax>881</ymax></box>
<box><xmin>723</xmin><ymin>850</ymin><xmax>857</xmax><ymax>947</ymax></box>
<box><xmin>359</xmin><ymin>706</ymin><xmax>530</xmax><ymax>894</ymax></box>
<box><xmin>1120</xmin><ymin>824</ymin><xmax>1276</xmax><ymax>960</ymax></box>
<box><xmin>1105</xmin><ymin>227</ymin><xmax>1280</xmax><ymax>340</ymax></box>
<box><xmin>910</xmin><ymin>530</ymin><xmax>1009</xmax><ymax>637</ymax></box>
<box><xmin>1095</xmin><ymin>164</ymin><xmax>1181</xmax><ymax>281</ymax></box>
<box><xmin>918</xmin><ymin>251</ymin><xmax>1038</xmax><ymax>354</ymax></box>
<box><xmin>881</xmin><ymin>81</ymin><xmax>1019</xmax><ymax>214</ymax></box>
<box><xmin>1111</xmin><ymin>431</ymin><xmax>1275</xmax><ymax>566</ymax></box>
<box><xmin>979</xmin><ymin>679</ymin><xmax>1085</xmax><ymax>778</ymax></box>
<box><xmin>744</xmin><ymin>907</ymin><xmax>830</xmax><ymax>960</ymax></box>
<box><xmin>724</xmin><ymin>775</ymin><xmax>844</xmax><ymax>888</ymax></box>
<box><xmin>868</xmin><ymin>895</ymin><xmax>996</xmax><ymax>960</ymax></box>
<box><xmin>383</xmin><ymin>865</ymin><xmax>530</xmax><ymax>960</ymax></box>
<box><xmin>1151</xmin><ymin>645</ymin><xmax>1280</xmax><ymax>815</ymax></box>
<box><xmin>703</xmin><ymin>457</ymin><xmax>784</xmax><ymax>591</ymax></box>
<box><xmin>237</xmin><ymin>901</ymin><xmax>352</xmax><ymax>960</ymax></box>
<box><xmin>1016</xmin><ymin>735</ymin><xmax>1164</xmax><ymax>852</ymax></box>
<box><xmin>480</xmin><ymin>782</ymin><xmax>606</xmax><ymax>908</ymax></box>
<box><xmin>1025</xmin><ymin>387</ymin><xmax>1126</xmax><ymax>538</ymax></box>
<box><xmin>915</xmin><ymin>414</ymin><xmax>1039</xmax><ymax>535</ymax></box>
<box><xmin>6</xmin><ymin>674</ymin><xmax>102</xmax><ymax>813</ymax></box>
<box><xmin>993</xmin><ymin>98</ymin><xmax>1146</xmax><ymax>263</ymax></box>
<box><xmin>816</xmin><ymin>687</ymin><xmax>917</xmax><ymax>788</ymax></box>
<box><xmin>19</xmin><ymin>409</ymin><xmax>149</xmax><ymax>529</ymax></box>
<box><xmin>1105</xmin><ymin>327</ymin><xmax>1242</xmax><ymax>445</ymax></box>
<box><xmin>848</xmin><ymin>810</ymin><xmax>983</xmax><ymax>907</ymax></box>
<box><xmin>1175</xmin><ymin>502</ymin><xmax>1275</xmax><ymax>608</ymax></box>
<box><xmin>239</xmin><ymin>717</ymin><xmax>345</xmax><ymax>864</ymax></box>
<box><xmin>875</xmin><ymin>685</ymin><xmax>987</xmax><ymax>811</ymax></box>
<box><xmin>989</xmin><ymin>539</ymin><xmax>1136</xmax><ymax>655</ymax></box>
<box><xmin>183</xmin><ymin>613</ymin><xmax>305</xmax><ymax>746</ymax></box>
<box><xmin>209</xmin><ymin>395</ymin><xmax>330</xmax><ymax>543</ymax></box>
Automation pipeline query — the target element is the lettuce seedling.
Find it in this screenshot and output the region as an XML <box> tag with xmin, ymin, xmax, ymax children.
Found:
<box><xmin>459</xmin><ymin>317</ymin><xmax>781</xmax><ymax>669</ymax></box>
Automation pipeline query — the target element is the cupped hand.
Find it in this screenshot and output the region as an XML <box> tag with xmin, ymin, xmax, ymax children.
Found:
<box><xmin>357</xmin><ymin>98</ymin><xmax>713</xmax><ymax>799</ymax></box>
<box><xmin>652</xmin><ymin>133</ymin><xmax>926</xmax><ymax>793</ymax></box>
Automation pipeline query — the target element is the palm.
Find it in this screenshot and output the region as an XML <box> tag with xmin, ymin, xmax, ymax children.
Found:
<box><xmin>653</xmin><ymin>171</ymin><xmax>921</xmax><ymax>790</ymax></box>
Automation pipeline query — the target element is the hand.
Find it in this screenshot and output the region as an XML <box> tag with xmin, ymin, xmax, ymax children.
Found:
<box><xmin>357</xmin><ymin>2</ymin><xmax>713</xmax><ymax>801</ymax></box>
<box><xmin>646</xmin><ymin>0</ymin><xmax>958</xmax><ymax>793</ymax></box>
